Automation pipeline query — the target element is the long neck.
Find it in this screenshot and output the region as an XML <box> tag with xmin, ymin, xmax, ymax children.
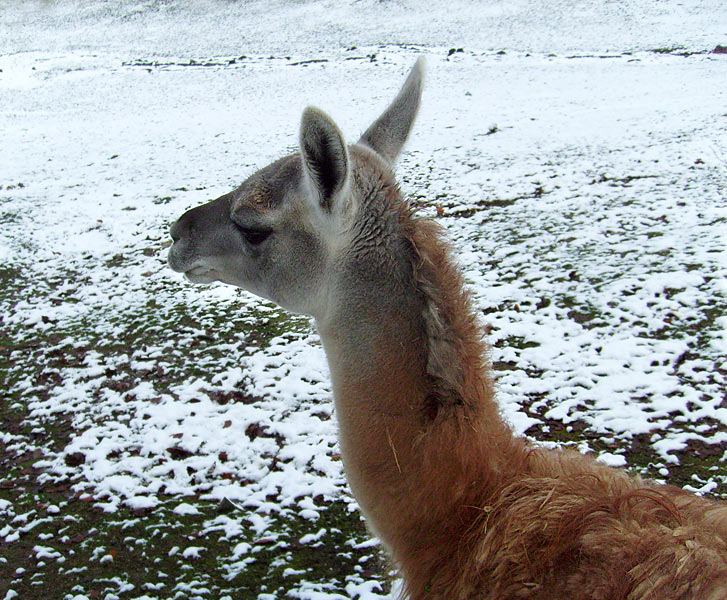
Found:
<box><xmin>315</xmin><ymin>205</ymin><xmax>518</xmax><ymax>558</ymax></box>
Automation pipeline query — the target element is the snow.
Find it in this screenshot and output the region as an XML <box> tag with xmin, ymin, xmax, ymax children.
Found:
<box><xmin>298</xmin><ymin>528</ymin><xmax>327</xmax><ymax>545</ymax></box>
<box><xmin>173</xmin><ymin>502</ymin><xmax>201</xmax><ymax>516</ymax></box>
<box><xmin>181</xmin><ymin>546</ymin><xmax>205</xmax><ymax>559</ymax></box>
<box><xmin>596</xmin><ymin>453</ymin><xmax>627</xmax><ymax>468</ymax></box>
<box><xmin>1</xmin><ymin>1</ymin><xmax>726</xmax><ymax>598</ymax></box>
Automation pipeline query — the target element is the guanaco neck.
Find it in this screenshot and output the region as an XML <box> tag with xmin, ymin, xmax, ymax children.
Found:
<box><xmin>314</xmin><ymin>174</ymin><xmax>518</xmax><ymax>550</ymax></box>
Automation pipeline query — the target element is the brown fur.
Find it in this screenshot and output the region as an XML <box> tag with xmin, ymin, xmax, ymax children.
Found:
<box><xmin>337</xmin><ymin>163</ymin><xmax>727</xmax><ymax>599</ymax></box>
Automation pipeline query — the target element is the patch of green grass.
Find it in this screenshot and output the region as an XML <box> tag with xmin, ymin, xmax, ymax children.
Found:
<box><xmin>0</xmin><ymin>251</ymin><xmax>371</xmax><ymax>599</ymax></box>
<box><xmin>523</xmin><ymin>417</ymin><xmax>726</xmax><ymax>498</ymax></box>
<box><xmin>495</xmin><ymin>335</ymin><xmax>540</xmax><ymax>351</ymax></box>
<box><xmin>0</xmin><ymin>210</ymin><xmax>22</xmax><ymax>224</ymax></box>
<box><xmin>1</xmin><ymin>461</ymin><xmax>386</xmax><ymax>600</ymax></box>
<box><xmin>220</xmin><ymin>501</ymin><xmax>389</xmax><ymax>598</ymax></box>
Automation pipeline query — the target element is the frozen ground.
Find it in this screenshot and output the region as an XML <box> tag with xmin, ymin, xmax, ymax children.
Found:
<box><xmin>1</xmin><ymin>1</ymin><xmax>726</xmax><ymax>599</ymax></box>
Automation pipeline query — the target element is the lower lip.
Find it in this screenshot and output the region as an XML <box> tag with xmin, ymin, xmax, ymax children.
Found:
<box><xmin>185</xmin><ymin>268</ymin><xmax>218</xmax><ymax>284</ymax></box>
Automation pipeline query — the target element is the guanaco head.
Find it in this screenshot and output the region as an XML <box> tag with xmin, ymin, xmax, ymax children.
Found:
<box><xmin>168</xmin><ymin>58</ymin><xmax>424</xmax><ymax>318</ymax></box>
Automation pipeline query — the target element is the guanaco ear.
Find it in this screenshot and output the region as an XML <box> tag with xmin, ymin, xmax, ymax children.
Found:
<box><xmin>357</xmin><ymin>57</ymin><xmax>424</xmax><ymax>165</ymax></box>
<box><xmin>299</xmin><ymin>107</ymin><xmax>349</xmax><ymax>213</ymax></box>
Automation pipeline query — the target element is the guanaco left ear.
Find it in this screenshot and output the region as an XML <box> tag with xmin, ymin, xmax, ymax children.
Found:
<box><xmin>299</xmin><ymin>107</ymin><xmax>349</xmax><ymax>213</ymax></box>
<box><xmin>357</xmin><ymin>57</ymin><xmax>424</xmax><ymax>165</ymax></box>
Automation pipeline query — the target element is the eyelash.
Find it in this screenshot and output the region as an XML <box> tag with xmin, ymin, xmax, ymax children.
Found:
<box><xmin>235</xmin><ymin>225</ymin><xmax>273</xmax><ymax>246</ymax></box>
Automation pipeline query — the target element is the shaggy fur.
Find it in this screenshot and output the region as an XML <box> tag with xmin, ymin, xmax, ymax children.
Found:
<box><xmin>356</xmin><ymin>168</ymin><xmax>727</xmax><ymax>599</ymax></box>
<box><xmin>323</xmin><ymin>145</ymin><xmax>727</xmax><ymax>599</ymax></box>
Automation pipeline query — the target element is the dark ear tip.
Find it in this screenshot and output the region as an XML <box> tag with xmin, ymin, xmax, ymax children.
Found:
<box><xmin>301</xmin><ymin>106</ymin><xmax>333</xmax><ymax>133</ymax></box>
<box><xmin>301</xmin><ymin>105</ymin><xmax>322</xmax><ymax>121</ymax></box>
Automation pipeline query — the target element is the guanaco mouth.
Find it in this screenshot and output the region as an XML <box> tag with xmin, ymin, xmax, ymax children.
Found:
<box><xmin>184</xmin><ymin>265</ymin><xmax>219</xmax><ymax>284</ymax></box>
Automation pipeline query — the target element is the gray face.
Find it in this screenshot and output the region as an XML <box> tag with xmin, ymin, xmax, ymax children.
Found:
<box><xmin>168</xmin><ymin>155</ymin><xmax>330</xmax><ymax>316</ymax></box>
<box><xmin>168</xmin><ymin>58</ymin><xmax>424</xmax><ymax>320</ymax></box>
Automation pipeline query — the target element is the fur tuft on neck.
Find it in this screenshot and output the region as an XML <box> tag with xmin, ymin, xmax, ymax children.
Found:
<box><xmin>400</xmin><ymin>204</ymin><xmax>495</xmax><ymax>421</ymax></box>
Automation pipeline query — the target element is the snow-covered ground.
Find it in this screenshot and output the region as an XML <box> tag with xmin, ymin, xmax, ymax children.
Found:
<box><xmin>1</xmin><ymin>2</ymin><xmax>726</xmax><ymax>599</ymax></box>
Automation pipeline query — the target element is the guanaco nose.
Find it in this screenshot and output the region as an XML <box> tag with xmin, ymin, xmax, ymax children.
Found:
<box><xmin>169</xmin><ymin>218</ymin><xmax>184</xmax><ymax>242</ymax></box>
<box><xmin>170</xmin><ymin>209</ymin><xmax>198</xmax><ymax>242</ymax></box>
<box><xmin>170</xmin><ymin>193</ymin><xmax>233</xmax><ymax>243</ymax></box>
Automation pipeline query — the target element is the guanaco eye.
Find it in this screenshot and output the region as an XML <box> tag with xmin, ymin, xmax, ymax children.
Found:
<box><xmin>235</xmin><ymin>225</ymin><xmax>273</xmax><ymax>246</ymax></box>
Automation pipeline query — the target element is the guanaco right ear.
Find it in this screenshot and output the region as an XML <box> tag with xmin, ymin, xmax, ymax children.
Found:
<box><xmin>357</xmin><ymin>57</ymin><xmax>424</xmax><ymax>165</ymax></box>
<box><xmin>299</xmin><ymin>107</ymin><xmax>349</xmax><ymax>213</ymax></box>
